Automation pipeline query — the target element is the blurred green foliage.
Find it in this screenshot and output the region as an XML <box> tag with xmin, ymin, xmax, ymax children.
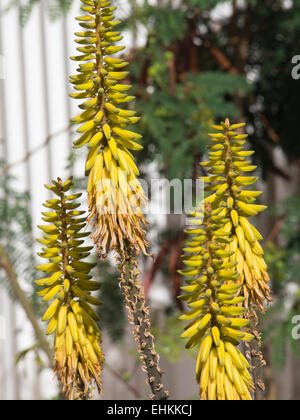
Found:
<box><xmin>96</xmin><ymin>261</ymin><xmax>127</xmax><ymax>343</ymax></box>
<box><xmin>17</xmin><ymin>0</ymin><xmax>73</xmax><ymax>25</ymax></box>
<box><xmin>137</xmin><ymin>72</ymin><xmax>251</xmax><ymax>179</ymax></box>
<box><xmin>0</xmin><ymin>162</ymin><xmax>37</xmax><ymax>301</ymax></box>
<box><xmin>263</xmin><ymin>193</ymin><xmax>300</xmax><ymax>370</ymax></box>
<box><xmin>191</xmin><ymin>0</ymin><xmax>228</xmax><ymax>7</ymax></box>
<box><xmin>152</xmin><ymin>316</ymin><xmax>184</xmax><ymax>363</ymax></box>
<box><xmin>14</xmin><ymin>0</ymin><xmax>300</xmax><ymax>167</ymax></box>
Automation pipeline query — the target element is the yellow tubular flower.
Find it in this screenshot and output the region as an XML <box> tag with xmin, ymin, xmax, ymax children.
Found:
<box><xmin>71</xmin><ymin>0</ymin><xmax>148</xmax><ymax>257</ymax></box>
<box><xmin>200</xmin><ymin>118</ymin><xmax>271</xmax><ymax>312</ymax></box>
<box><xmin>70</xmin><ymin>2</ymin><xmax>169</xmax><ymax>400</ymax></box>
<box><xmin>179</xmin><ymin>203</ymin><xmax>254</xmax><ymax>400</ymax></box>
<box><xmin>36</xmin><ymin>178</ymin><xmax>103</xmax><ymax>400</ymax></box>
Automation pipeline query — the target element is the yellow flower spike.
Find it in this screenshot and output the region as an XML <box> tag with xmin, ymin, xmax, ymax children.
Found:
<box><xmin>180</xmin><ymin>203</ymin><xmax>254</xmax><ymax>400</ymax></box>
<box><xmin>36</xmin><ymin>177</ymin><xmax>104</xmax><ymax>400</ymax></box>
<box><xmin>71</xmin><ymin>1</ymin><xmax>168</xmax><ymax>401</ymax></box>
<box><xmin>71</xmin><ymin>0</ymin><xmax>148</xmax><ymax>257</ymax></box>
<box><xmin>200</xmin><ymin>118</ymin><xmax>271</xmax><ymax>313</ymax></box>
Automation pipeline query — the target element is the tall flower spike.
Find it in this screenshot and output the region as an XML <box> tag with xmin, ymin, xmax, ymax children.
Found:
<box><xmin>179</xmin><ymin>203</ymin><xmax>254</xmax><ymax>400</ymax></box>
<box><xmin>200</xmin><ymin>119</ymin><xmax>271</xmax><ymax>314</ymax></box>
<box><xmin>70</xmin><ymin>0</ymin><xmax>148</xmax><ymax>257</ymax></box>
<box><xmin>71</xmin><ymin>1</ymin><xmax>168</xmax><ymax>400</ymax></box>
<box><xmin>35</xmin><ymin>178</ymin><xmax>104</xmax><ymax>400</ymax></box>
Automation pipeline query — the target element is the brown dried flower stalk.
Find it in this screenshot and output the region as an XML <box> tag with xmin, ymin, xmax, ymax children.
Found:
<box><xmin>118</xmin><ymin>246</ymin><xmax>169</xmax><ymax>400</ymax></box>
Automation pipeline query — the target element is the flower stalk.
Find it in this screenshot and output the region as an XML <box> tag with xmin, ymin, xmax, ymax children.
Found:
<box><xmin>70</xmin><ymin>0</ymin><xmax>168</xmax><ymax>399</ymax></box>
<box><xmin>180</xmin><ymin>118</ymin><xmax>271</xmax><ymax>399</ymax></box>
<box><xmin>35</xmin><ymin>178</ymin><xmax>104</xmax><ymax>400</ymax></box>
<box><xmin>70</xmin><ymin>0</ymin><xmax>148</xmax><ymax>257</ymax></box>
<box><xmin>180</xmin><ymin>203</ymin><xmax>254</xmax><ymax>400</ymax></box>
<box><xmin>118</xmin><ymin>246</ymin><xmax>169</xmax><ymax>400</ymax></box>
<box><xmin>200</xmin><ymin>118</ymin><xmax>271</xmax><ymax>315</ymax></box>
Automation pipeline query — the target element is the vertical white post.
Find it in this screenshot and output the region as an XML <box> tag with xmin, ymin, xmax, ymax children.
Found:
<box><xmin>1</xmin><ymin>292</ymin><xmax>18</xmax><ymax>399</ymax></box>
<box><xmin>0</xmin><ymin>0</ymin><xmax>20</xmax><ymax>400</ymax></box>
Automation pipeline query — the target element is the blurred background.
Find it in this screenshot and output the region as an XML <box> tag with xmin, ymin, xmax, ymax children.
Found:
<box><xmin>0</xmin><ymin>0</ymin><xmax>299</xmax><ymax>400</ymax></box>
